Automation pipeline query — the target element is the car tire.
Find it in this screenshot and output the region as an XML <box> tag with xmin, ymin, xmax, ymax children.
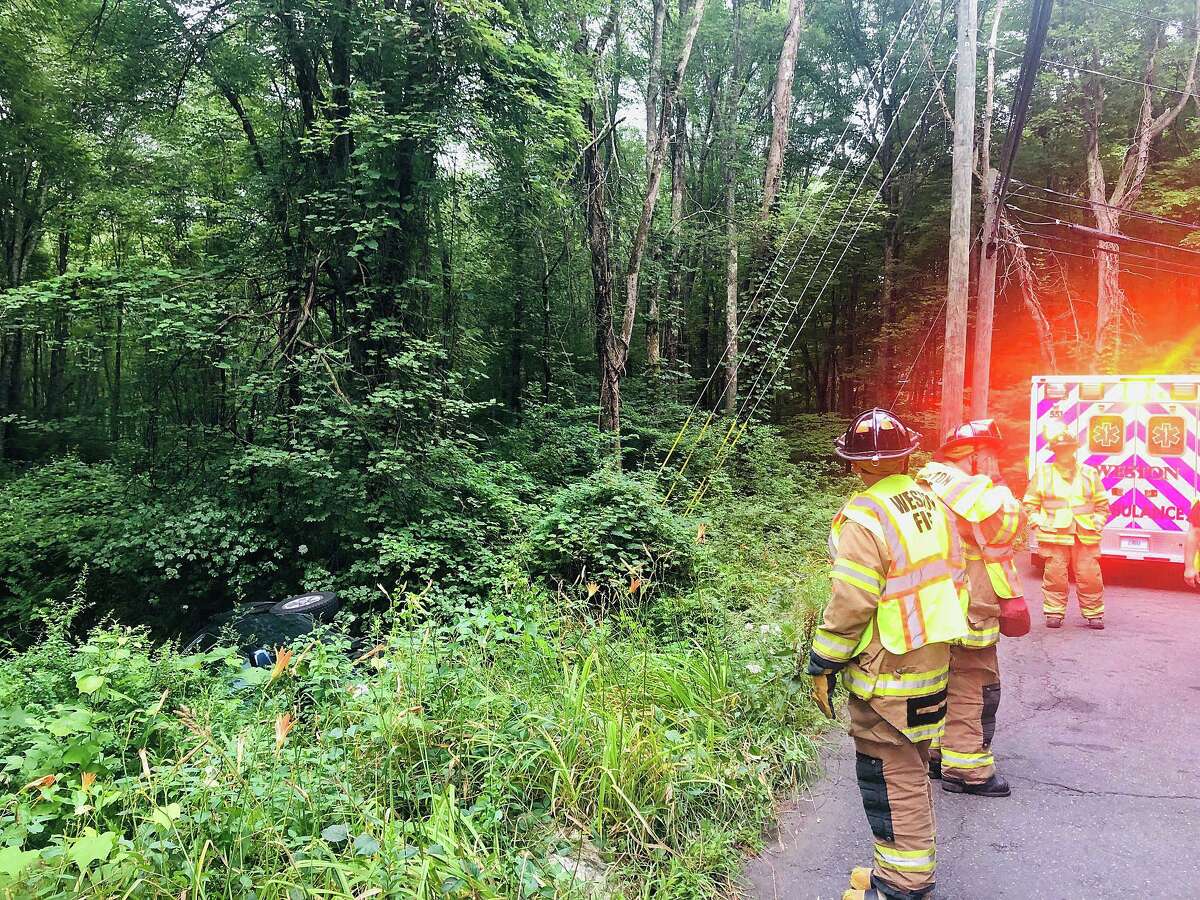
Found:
<box><xmin>270</xmin><ymin>591</ymin><xmax>340</xmax><ymax>619</ymax></box>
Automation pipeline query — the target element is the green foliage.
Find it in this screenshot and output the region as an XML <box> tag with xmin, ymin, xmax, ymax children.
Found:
<box><xmin>0</xmin><ymin>458</ymin><xmax>129</xmax><ymax>640</ymax></box>
<box><xmin>525</xmin><ymin>469</ymin><xmax>696</xmax><ymax>604</ymax></box>
<box><xmin>0</xmin><ymin>467</ymin><xmax>832</xmax><ymax>897</ymax></box>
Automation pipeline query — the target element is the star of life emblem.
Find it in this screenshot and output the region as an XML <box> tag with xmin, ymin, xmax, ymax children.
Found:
<box><xmin>1152</xmin><ymin>420</ymin><xmax>1183</xmax><ymax>451</ymax></box>
<box><xmin>1091</xmin><ymin>421</ymin><xmax>1121</xmax><ymax>447</ymax></box>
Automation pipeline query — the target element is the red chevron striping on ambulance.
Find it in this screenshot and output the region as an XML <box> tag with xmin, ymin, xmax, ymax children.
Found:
<box><xmin>1029</xmin><ymin>375</ymin><xmax>1200</xmax><ymax>564</ymax></box>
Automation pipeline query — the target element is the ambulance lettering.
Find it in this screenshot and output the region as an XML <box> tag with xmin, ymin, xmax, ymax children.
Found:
<box><xmin>1130</xmin><ymin>505</ymin><xmax>1189</xmax><ymax>522</ymax></box>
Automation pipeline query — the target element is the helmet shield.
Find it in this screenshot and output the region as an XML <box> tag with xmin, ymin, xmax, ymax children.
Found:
<box><xmin>834</xmin><ymin>408</ymin><xmax>921</xmax><ymax>461</ymax></box>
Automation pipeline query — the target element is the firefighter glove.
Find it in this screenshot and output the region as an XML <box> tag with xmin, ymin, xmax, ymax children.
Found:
<box><xmin>811</xmin><ymin>672</ymin><xmax>837</xmax><ymax>719</ymax></box>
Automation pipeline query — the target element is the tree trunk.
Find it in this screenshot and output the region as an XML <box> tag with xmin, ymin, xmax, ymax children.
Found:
<box><xmin>971</xmin><ymin>167</ymin><xmax>999</xmax><ymax>418</ymax></box>
<box><xmin>647</xmin><ymin>0</ymin><xmax>667</xmax><ymax>160</ymax></box>
<box><xmin>760</xmin><ymin>0</ymin><xmax>805</xmax><ymax>217</ymax></box>
<box><xmin>507</xmin><ymin>181</ymin><xmax>531</xmax><ymax>412</ymax></box>
<box><xmin>721</xmin><ymin>0</ymin><xmax>745</xmax><ymax>416</ymax></box>
<box><xmin>539</xmin><ymin>238</ymin><xmax>553</xmax><ymax>402</ymax></box>
<box><xmin>660</xmin><ymin>100</ymin><xmax>688</xmax><ymax>367</ymax></box>
<box><xmin>582</xmin><ymin>99</ymin><xmax>620</xmax><ymax>434</ymax></box>
<box><xmin>111</xmin><ymin>297</ymin><xmax>123</xmax><ymax>443</ymax></box>
<box><xmin>1082</xmin><ymin>7</ymin><xmax>1200</xmax><ymax>369</ymax></box>
<box><xmin>723</xmin><ymin>175</ymin><xmax>738</xmax><ymax>415</ymax></box>
<box><xmin>434</xmin><ymin>189</ymin><xmax>457</xmax><ymax>371</ymax></box>
<box><xmin>622</xmin><ymin>0</ymin><xmax>707</xmax><ymax>363</ymax></box>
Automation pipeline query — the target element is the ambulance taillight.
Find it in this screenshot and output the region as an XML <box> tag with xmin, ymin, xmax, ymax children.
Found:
<box><xmin>1045</xmin><ymin>383</ymin><xmax>1067</xmax><ymax>400</ymax></box>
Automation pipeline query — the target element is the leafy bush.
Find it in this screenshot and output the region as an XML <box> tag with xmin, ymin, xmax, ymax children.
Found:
<box><xmin>0</xmin><ymin>458</ymin><xmax>133</xmax><ymax>642</ymax></box>
<box><xmin>525</xmin><ymin>469</ymin><xmax>697</xmax><ymax>604</ymax></box>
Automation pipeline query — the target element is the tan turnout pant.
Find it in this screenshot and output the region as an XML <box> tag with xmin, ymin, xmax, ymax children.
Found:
<box><xmin>848</xmin><ymin>696</ymin><xmax>938</xmax><ymax>899</ymax></box>
<box><xmin>930</xmin><ymin>644</ymin><xmax>1001</xmax><ymax>784</ymax></box>
<box><xmin>1041</xmin><ymin>539</ymin><xmax>1104</xmax><ymax>619</ymax></box>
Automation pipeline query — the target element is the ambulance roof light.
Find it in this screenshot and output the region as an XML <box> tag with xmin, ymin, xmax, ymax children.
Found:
<box><xmin>1171</xmin><ymin>383</ymin><xmax>1198</xmax><ymax>401</ymax></box>
<box><xmin>1080</xmin><ymin>383</ymin><xmax>1104</xmax><ymax>401</ymax></box>
<box><xmin>1045</xmin><ymin>383</ymin><xmax>1067</xmax><ymax>399</ymax></box>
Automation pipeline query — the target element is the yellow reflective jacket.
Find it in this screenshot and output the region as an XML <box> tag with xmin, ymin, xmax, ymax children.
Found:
<box><xmin>1022</xmin><ymin>461</ymin><xmax>1109</xmax><ymax>546</ymax></box>
<box><xmin>816</xmin><ymin>475</ymin><xmax>968</xmax><ymax>656</ymax></box>
<box><xmin>918</xmin><ymin>462</ymin><xmax>1026</xmax><ymax>647</ymax></box>
<box><xmin>811</xmin><ymin>475</ymin><xmax>968</xmax><ymax>742</ymax></box>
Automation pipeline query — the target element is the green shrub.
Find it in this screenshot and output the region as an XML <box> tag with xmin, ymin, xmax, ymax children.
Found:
<box><xmin>0</xmin><ymin>458</ymin><xmax>133</xmax><ymax>642</ymax></box>
<box><xmin>525</xmin><ymin>469</ymin><xmax>696</xmax><ymax>605</ymax></box>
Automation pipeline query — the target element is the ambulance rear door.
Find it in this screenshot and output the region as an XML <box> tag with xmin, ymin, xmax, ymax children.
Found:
<box><xmin>1074</xmin><ymin>378</ymin><xmax>1137</xmax><ymax>556</ymax></box>
<box><xmin>1123</xmin><ymin>378</ymin><xmax>1196</xmax><ymax>563</ymax></box>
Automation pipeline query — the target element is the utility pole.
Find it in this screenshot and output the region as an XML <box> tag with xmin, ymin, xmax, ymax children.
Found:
<box><xmin>940</xmin><ymin>0</ymin><xmax>977</xmax><ymax>439</ymax></box>
<box><xmin>972</xmin><ymin>0</ymin><xmax>1054</xmax><ymax>419</ymax></box>
<box><xmin>970</xmin><ymin>170</ymin><xmax>999</xmax><ymax>421</ymax></box>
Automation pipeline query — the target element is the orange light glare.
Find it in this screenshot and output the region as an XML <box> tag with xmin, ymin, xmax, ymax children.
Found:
<box><xmin>1171</xmin><ymin>383</ymin><xmax>1198</xmax><ymax>401</ymax></box>
<box><xmin>1125</xmin><ymin>381</ymin><xmax>1149</xmax><ymax>403</ymax></box>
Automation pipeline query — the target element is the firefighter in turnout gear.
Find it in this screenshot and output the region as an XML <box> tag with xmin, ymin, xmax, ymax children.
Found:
<box><xmin>917</xmin><ymin>420</ymin><xmax>1029</xmax><ymax>798</ymax></box>
<box><xmin>807</xmin><ymin>409</ymin><xmax>969</xmax><ymax>900</ymax></box>
<box><xmin>1022</xmin><ymin>422</ymin><xmax>1111</xmax><ymax>629</ymax></box>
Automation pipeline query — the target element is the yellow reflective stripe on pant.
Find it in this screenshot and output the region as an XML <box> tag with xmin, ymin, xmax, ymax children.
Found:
<box><xmin>957</xmin><ymin>623</ymin><xmax>999</xmax><ymax>648</ymax></box>
<box><xmin>940</xmin><ymin>747</ymin><xmax>994</xmax><ymax>770</ymax></box>
<box><xmin>875</xmin><ymin>843</ymin><xmax>936</xmax><ymax>873</ymax></box>
<box><xmin>813</xmin><ymin>628</ymin><xmax>859</xmax><ymax>662</ymax></box>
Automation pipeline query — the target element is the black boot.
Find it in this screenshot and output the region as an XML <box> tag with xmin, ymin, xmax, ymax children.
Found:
<box><xmin>928</xmin><ymin>758</ymin><xmax>942</xmax><ymax>780</ymax></box>
<box><xmin>942</xmin><ymin>773</ymin><xmax>1011</xmax><ymax>797</ymax></box>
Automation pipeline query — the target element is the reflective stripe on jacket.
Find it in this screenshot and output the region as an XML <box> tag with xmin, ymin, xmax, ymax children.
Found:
<box><xmin>1022</xmin><ymin>461</ymin><xmax>1109</xmax><ymax>546</ymax></box>
<box><xmin>814</xmin><ymin>508</ymin><xmax>957</xmax><ymax>741</ymax></box>
<box><xmin>826</xmin><ymin>475</ymin><xmax>968</xmax><ymax>656</ymax></box>
<box><xmin>918</xmin><ymin>462</ymin><xmax>1026</xmax><ymax>645</ymax></box>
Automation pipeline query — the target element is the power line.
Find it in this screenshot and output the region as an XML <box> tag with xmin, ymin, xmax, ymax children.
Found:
<box><xmin>1012</xmin><ymin>224</ymin><xmax>1200</xmax><ymax>271</ymax></box>
<box><xmin>890</xmin><ymin>297</ymin><xmax>947</xmax><ymax>408</ymax></box>
<box><xmin>657</xmin><ymin>0</ymin><xmax>934</xmax><ymax>487</ymax></box>
<box><xmin>1008</xmin><ymin>237</ymin><xmax>1200</xmax><ymax>280</ymax></box>
<box><xmin>1025</xmin><ymin>212</ymin><xmax>1200</xmax><ymax>259</ymax></box>
<box><xmin>1006</xmin><ymin>203</ymin><xmax>1200</xmax><ymax>256</ymax></box>
<box><xmin>683</xmin><ymin>54</ymin><xmax>958</xmax><ymax>514</ymax></box>
<box><xmin>1007</xmin><ymin>228</ymin><xmax>1200</xmax><ymax>278</ymax></box>
<box><xmin>1080</xmin><ymin>0</ymin><xmax>1199</xmax><ymax>35</ymax></box>
<box><xmin>994</xmin><ymin>46</ymin><xmax>1198</xmax><ymax>97</ymax></box>
<box><xmin>1009</xmin><ymin>180</ymin><xmax>1200</xmax><ymax>231</ymax></box>
<box><xmin>989</xmin><ymin>0</ymin><xmax>1055</xmax><ymax>257</ymax></box>
<box><xmin>661</xmin><ymin>0</ymin><xmax>943</xmax><ymax>499</ymax></box>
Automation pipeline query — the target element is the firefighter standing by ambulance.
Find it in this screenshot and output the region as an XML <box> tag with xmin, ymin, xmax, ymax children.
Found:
<box><xmin>806</xmin><ymin>409</ymin><xmax>968</xmax><ymax>900</ymax></box>
<box><xmin>1185</xmin><ymin>500</ymin><xmax>1200</xmax><ymax>589</ymax></box>
<box><xmin>917</xmin><ymin>421</ymin><xmax>1030</xmax><ymax>798</ymax></box>
<box><xmin>1022</xmin><ymin>423</ymin><xmax>1111</xmax><ymax>629</ymax></box>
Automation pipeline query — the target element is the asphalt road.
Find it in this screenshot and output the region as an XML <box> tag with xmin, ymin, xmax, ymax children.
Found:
<box><xmin>744</xmin><ymin>559</ymin><xmax>1200</xmax><ymax>900</ymax></box>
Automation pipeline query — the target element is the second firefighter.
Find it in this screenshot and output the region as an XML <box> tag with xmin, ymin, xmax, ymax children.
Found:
<box><xmin>918</xmin><ymin>420</ymin><xmax>1030</xmax><ymax>798</ymax></box>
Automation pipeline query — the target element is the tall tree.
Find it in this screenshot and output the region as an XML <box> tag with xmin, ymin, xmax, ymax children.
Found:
<box><xmin>1082</xmin><ymin>1</ymin><xmax>1200</xmax><ymax>368</ymax></box>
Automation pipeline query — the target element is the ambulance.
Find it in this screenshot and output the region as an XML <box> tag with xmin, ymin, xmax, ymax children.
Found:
<box><xmin>1029</xmin><ymin>374</ymin><xmax>1200</xmax><ymax>564</ymax></box>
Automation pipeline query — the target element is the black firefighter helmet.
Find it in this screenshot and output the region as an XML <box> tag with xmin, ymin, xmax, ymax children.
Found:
<box><xmin>939</xmin><ymin>418</ymin><xmax>1003</xmax><ymax>459</ymax></box>
<box><xmin>834</xmin><ymin>408</ymin><xmax>921</xmax><ymax>461</ymax></box>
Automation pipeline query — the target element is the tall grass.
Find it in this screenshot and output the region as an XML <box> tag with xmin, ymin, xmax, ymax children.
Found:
<box><xmin>0</xmin><ymin>430</ymin><xmax>848</xmax><ymax>898</ymax></box>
